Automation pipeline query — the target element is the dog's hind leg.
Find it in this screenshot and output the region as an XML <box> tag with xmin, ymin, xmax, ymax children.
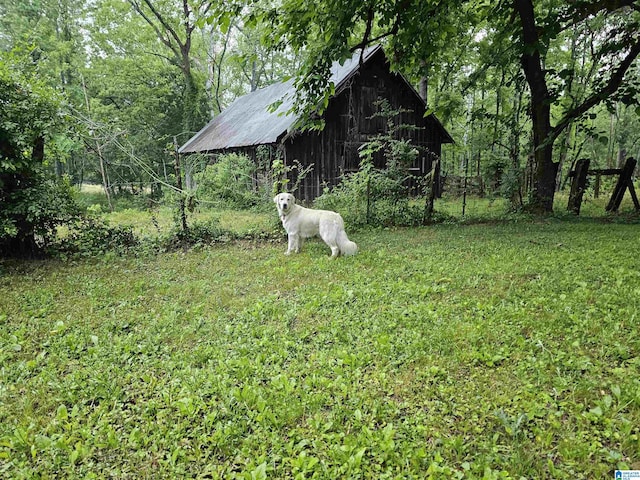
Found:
<box><xmin>320</xmin><ymin>222</ymin><xmax>340</xmax><ymax>258</ymax></box>
<box><xmin>324</xmin><ymin>236</ymin><xmax>340</xmax><ymax>258</ymax></box>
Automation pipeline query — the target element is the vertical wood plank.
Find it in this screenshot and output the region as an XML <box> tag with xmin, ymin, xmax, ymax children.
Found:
<box><xmin>567</xmin><ymin>158</ymin><xmax>590</xmax><ymax>215</ymax></box>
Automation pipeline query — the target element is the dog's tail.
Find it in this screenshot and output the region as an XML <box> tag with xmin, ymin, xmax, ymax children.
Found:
<box><xmin>337</xmin><ymin>230</ymin><xmax>358</xmax><ymax>256</ymax></box>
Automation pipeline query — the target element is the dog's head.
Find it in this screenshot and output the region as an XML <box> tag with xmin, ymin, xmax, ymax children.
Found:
<box><xmin>273</xmin><ymin>192</ymin><xmax>296</xmax><ymax>216</ymax></box>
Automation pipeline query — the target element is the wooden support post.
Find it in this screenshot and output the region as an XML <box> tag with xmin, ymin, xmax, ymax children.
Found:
<box><xmin>423</xmin><ymin>158</ymin><xmax>439</xmax><ymax>225</ymax></box>
<box><xmin>606</xmin><ymin>157</ymin><xmax>637</xmax><ymax>212</ymax></box>
<box><xmin>594</xmin><ymin>173</ymin><xmax>601</xmax><ymax>198</ymax></box>
<box><xmin>567</xmin><ymin>158</ymin><xmax>590</xmax><ymax>215</ymax></box>
<box><xmin>628</xmin><ymin>174</ymin><xmax>640</xmax><ymax>211</ymax></box>
<box><xmin>366</xmin><ymin>177</ymin><xmax>371</xmax><ymax>225</ymax></box>
<box><xmin>462</xmin><ymin>156</ymin><xmax>469</xmax><ymax>217</ymax></box>
<box><xmin>173</xmin><ymin>136</ymin><xmax>188</xmax><ymax>233</ymax></box>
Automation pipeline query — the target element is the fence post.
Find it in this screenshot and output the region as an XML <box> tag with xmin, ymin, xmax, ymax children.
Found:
<box><xmin>366</xmin><ymin>177</ymin><xmax>371</xmax><ymax>225</ymax></box>
<box><xmin>423</xmin><ymin>158</ymin><xmax>439</xmax><ymax>225</ymax></box>
<box><xmin>173</xmin><ymin>136</ymin><xmax>188</xmax><ymax>233</ymax></box>
<box><xmin>567</xmin><ymin>158</ymin><xmax>590</xmax><ymax>215</ymax></box>
<box><xmin>606</xmin><ymin>157</ymin><xmax>637</xmax><ymax>212</ymax></box>
<box><xmin>462</xmin><ymin>155</ymin><xmax>469</xmax><ymax>217</ymax></box>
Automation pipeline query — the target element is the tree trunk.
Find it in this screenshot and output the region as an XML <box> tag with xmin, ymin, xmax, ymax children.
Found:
<box><xmin>514</xmin><ymin>0</ymin><xmax>557</xmax><ymax>213</ymax></box>
<box><xmin>509</xmin><ymin>86</ymin><xmax>524</xmax><ymax>207</ymax></box>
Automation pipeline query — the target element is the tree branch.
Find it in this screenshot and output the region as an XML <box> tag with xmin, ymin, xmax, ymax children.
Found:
<box><xmin>141</xmin><ymin>0</ymin><xmax>184</xmax><ymax>49</ymax></box>
<box><xmin>356</xmin><ymin>4</ymin><xmax>375</xmax><ymax>64</ymax></box>
<box><xmin>567</xmin><ymin>0</ymin><xmax>638</xmax><ymax>21</ymax></box>
<box><xmin>559</xmin><ymin>0</ymin><xmax>639</xmax><ymax>33</ymax></box>
<box><xmin>550</xmin><ymin>35</ymin><xmax>640</xmax><ymax>142</ymax></box>
<box><xmin>350</xmin><ymin>0</ymin><xmax>410</xmax><ymax>53</ymax></box>
<box><xmin>127</xmin><ymin>0</ymin><xmax>182</xmax><ymax>59</ymax></box>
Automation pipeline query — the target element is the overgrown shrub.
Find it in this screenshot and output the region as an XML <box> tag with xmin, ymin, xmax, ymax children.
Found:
<box><xmin>315</xmin><ymin>167</ymin><xmax>422</xmax><ymax>226</ymax></box>
<box><xmin>498</xmin><ymin>165</ymin><xmax>524</xmax><ymax>209</ymax></box>
<box><xmin>482</xmin><ymin>152</ymin><xmax>525</xmax><ymax>210</ymax></box>
<box><xmin>0</xmin><ymin>51</ymin><xmax>80</xmax><ymax>257</ymax></box>
<box><xmin>194</xmin><ymin>153</ymin><xmax>258</xmax><ymax>208</ymax></box>
<box><xmin>53</xmin><ymin>215</ymin><xmax>243</xmax><ymax>257</ymax></box>
<box><xmin>1</xmin><ymin>172</ymin><xmax>80</xmax><ymax>256</ymax></box>
<box><xmin>53</xmin><ymin>217</ymin><xmax>139</xmax><ymax>257</ymax></box>
<box><xmin>315</xmin><ymin>175</ymin><xmax>433</xmax><ymax>227</ymax></box>
<box><xmin>267</xmin><ymin>157</ymin><xmax>314</xmax><ymax>200</ymax></box>
<box><xmin>166</xmin><ymin>218</ymin><xmax>233</xmax><ymax>249</ymax></box>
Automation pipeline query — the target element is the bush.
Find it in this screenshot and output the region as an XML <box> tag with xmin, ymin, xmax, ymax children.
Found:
<box><xmin>313</xmin><ymin>167</ymin><xmax>411</xmax><ymax>227</ymax></box>
<box><xmin>498</xmin><ymin>165</ymin><xmax>524</xmax><ymax>209</ymax></box>
<box><xmin>194</xmin><ymin>153</ymin><xmax>258</xmax><ymax>208</ymax></box>
<box><xmin>53</xmin><ymin>216</ymin><xmax>139</xmax><ymax>257</ymax></box>
<box><xmin>166</xmin><ymin>218</ymin><xmax>233</xmax><ymax>249</ymax></box>
<box><xmin>0</xmin><ymin>173</ymin><xmax>80</xmax><ymax>256</ymax></box>
<box><xmin>314</xmin><ymin>173</ymin><xmax>429</xmax><ymax>227</ymax></box>
<box><xmin>53</xmin><ymin>216</ymin><xmax>242</xmax><ymax>257</ymax></box>
<box><xmin>0</xmin><ymin>52</ymin><xmax>80</xmax><ymax>257</ymax></box>
<box><xmin>315</xmin><ymin>141</ymin><xmax>428</xmax><ymax>227</ymax></box>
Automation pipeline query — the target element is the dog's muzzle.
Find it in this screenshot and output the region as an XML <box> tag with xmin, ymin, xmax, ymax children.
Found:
<box><xmin>279</xmin><ymin>202</ymin><xmax>291</xmax><ymax>215</ymax></box>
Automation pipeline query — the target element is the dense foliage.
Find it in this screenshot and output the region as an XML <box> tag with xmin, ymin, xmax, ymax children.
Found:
<box><xmin>315</xmin><ymin>100</ymin><xmax>439</xmax><ymax>226</ymax></box>
<box><xmin>194</xmin><ymin>153</ymin><xmax>258</xmax><ymax>208</ymax></box>
<box><xmin>0</xmin><ymin>54</ymin><xmax>79</xmax><ymax>256</ymax></box>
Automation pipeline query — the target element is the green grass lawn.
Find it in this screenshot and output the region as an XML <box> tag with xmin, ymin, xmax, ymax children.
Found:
<box><xmin>2</xmin><ymin>220</ymin><xmax>640</xmax><ymax>479</ymax></box>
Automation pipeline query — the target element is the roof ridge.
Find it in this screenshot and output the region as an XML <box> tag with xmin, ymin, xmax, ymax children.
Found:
<box><xmin>178</xmin><ymin>45</ymin><xmax>452</xmax><ymax>153</ymax></box>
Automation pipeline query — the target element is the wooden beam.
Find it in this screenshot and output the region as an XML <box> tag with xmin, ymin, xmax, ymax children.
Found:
<box><xmin>606</xmin><ymin>157</ymin><xmax>637</xmax><ymax>212</ymax></box>
<box><xmin>628</xmin><ymin>181</ymin><xmax>640</xmax><ymax>210</ymax></box>
<box><xmin>567</xmin><ymin>168</ymin><xmax>621</xmax><ymax>177</ymax></box>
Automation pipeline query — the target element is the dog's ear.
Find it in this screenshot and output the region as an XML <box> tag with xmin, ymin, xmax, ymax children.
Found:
<box><xmin>273</xmin><ymin>194</ymin><xmax>279</xmax><ymax>204</ymax></box>
<box><xmin>290</xmin><ymin>194</ymin><xmax>296</xmax><ymax>205</ymax></box>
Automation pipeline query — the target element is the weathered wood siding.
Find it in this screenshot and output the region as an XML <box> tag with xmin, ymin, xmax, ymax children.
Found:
<box><xmin>284</xmin><ymin>49</ymin><xmax>448</xmax><ymax>202</ymax></box>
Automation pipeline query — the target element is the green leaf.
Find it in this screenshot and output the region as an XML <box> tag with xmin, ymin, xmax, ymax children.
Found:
<box><xmin>250</xmin><ymin>462</ymin><xmax>267</xmax><ymax>480</ymax></box>
<box><xmin>611</xmin><ymin>385</ymin><xmax>621</xmax><ymax>399</ymax></box>
<box><xmin>589</xmin><ymin>406</ymin><xmax>603</xmax><ymax>417</ymax></box>
<box><xmin>219</xmin><ymin>12</ymin><xmax>231</xmax><ymax>34</ymax></box>
<box><xmin>56</xmin><ymin>405</ymin><xmax>68</xmax><ymax>421</ymax></box>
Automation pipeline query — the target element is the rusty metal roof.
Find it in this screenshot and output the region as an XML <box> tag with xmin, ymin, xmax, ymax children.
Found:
<box><xmin>179</xmin><ymin>80</ymin><xmax>297</xmax><ymax>153</ymax></box>
<box><xmin>179</xmin><ymin>46</ymin><xmax>383</xmax><ymax>154</ymax></box>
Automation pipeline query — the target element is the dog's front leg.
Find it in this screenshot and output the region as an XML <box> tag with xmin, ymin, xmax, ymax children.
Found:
<box><xmin>286</xmin><ymin>233</ymin><xmax>299</xmax><ymax>255</ymax></box>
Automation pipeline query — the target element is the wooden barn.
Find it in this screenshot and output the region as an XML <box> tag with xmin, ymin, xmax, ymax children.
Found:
<box><xmin>179</xmin><ymin>45</ymin><xmax>453</xmax><ymax>201</ymax></box>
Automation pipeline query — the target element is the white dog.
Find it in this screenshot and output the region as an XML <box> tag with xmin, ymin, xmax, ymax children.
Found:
<box><xmin>274</xmin><ymin>193</ymin><xmax>358</xmax><ymax>258</ymax></box>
